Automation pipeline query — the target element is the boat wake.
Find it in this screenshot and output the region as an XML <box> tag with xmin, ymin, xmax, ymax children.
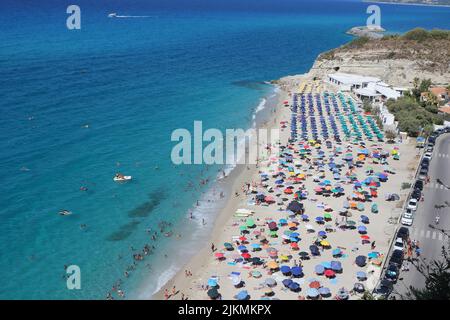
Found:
<box><xmin>108</xmin><ymin>13</ymin><xmax>158</xmax><ymax>19</ymax></box>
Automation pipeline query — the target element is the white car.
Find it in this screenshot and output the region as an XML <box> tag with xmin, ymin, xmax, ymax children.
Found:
<box><xmin>393</xmin><ymin>237</ymin><xmax>404</xmax><ymax>251</ymax></box>
<box><xmin>401</xmin><ymin>209</ymin><xmax>414</xmax><ymax>226</ymax></box>
<box><xmin>407</xmin><ymin>198</ymin><xmax>418</xmax><ymax>211</ymax></box>
<box><xmin>423</xmin><ymin>152</ymin><xmax>433</xmax><ymax>161</ymax></box>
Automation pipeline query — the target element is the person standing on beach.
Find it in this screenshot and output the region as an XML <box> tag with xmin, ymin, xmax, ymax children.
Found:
<box><xmin>211</xmin><ymin>243</ymin><xmax>215</xmax><ymax>252</ymax></box>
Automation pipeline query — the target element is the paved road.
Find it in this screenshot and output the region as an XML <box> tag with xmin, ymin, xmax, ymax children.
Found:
<box><xmin>392</xmin><ymin>133</ymin><xmax>450</xmax><ymax>298</ymax></box>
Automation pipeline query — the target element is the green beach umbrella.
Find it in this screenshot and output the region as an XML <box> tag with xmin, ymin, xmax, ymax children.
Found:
<box><xmin>246</xmin><ymin>218</ymin><xmax>255</xmax><ymax>227</ymax></box>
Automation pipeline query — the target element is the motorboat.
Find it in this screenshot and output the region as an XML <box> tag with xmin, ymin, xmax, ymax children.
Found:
<box><xmin>114</xmin><ymin>174</ymin><xmax>132</xmax><ymax>182</ymax></box>
<box><xmin>108</xmin><ymin>13</ymin><xmax>117</xmax><ymax>18</ymax></box>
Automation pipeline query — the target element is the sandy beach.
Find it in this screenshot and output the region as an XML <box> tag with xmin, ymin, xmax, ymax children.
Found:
<box><xmin>153</xmin><ymin>75</ymin><xmax>420</xmax><ymax>301</ymax></box>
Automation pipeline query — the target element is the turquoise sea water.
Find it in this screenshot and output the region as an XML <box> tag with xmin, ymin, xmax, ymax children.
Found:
<box><xmin>0</xmin><ymin>0</ymin><xmax>449</xmax><ymax>299</ymax></box>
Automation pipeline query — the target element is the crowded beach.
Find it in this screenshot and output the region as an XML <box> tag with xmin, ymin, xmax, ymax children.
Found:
<box><xmin>156</xmin><ymin>79</ymin><xmax>419</xmax><ymax>301</ymax></box>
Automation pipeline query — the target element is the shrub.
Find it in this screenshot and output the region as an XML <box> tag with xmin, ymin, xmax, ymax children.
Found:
<box><xmin>344</xmin><ymin>36</ymin><xmax>370</xmax><ymax>49</ymax></box>
<box><xmin>402</xmin><ymin>28</ymin><xmax>430</xmax><ymax>42</ymax></box>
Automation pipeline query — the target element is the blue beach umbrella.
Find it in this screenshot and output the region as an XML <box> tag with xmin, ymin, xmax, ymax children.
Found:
<box><xmin>307</xmin><ymin>288</ymin><xmax>319</xmax><ymax>298</ymax></box>
<box><xmin>332</xmin><ymin>248</ymin><xmax>342</xmax><ymax>257</ymax></box>
<box><xmin>289</xmin><ymin>282</ymin><xmax>300</xmax><ymax>292</ymax></box>
<box><xmin>282</xmin><ymin>279</ymin><xmax>293</xmax><ymax>288</ymax></box>
<box><xmin>208</xmin><ymin>278</ymin><xmax>218</xmax><ymax>287</ymax></box>
<box><xmin>235</xmin><ymin>290</ymin><xmax>249</xmax><ymax>300</ymax></box>
<box><xmin>321</xmin><ymin>261</ymin><xmax>332</xmax><ymax>269</ymax></box>
<box><xmin>314</xmin><ymin>265</ymin><xmax>325</xmax><ymax>275</ymax></box>
<box><xmin>292</xmin><ymin>266</ymin><xmax>303</xmax><ymax>277</ymax></box>
<box><xmin>355</xmin><ymin>255</ymin><xmax>366</xmax><ymax>267</ymax></box>
<box><xmin>310</xmin><ymin>245</ymin><xmax>320</xmax><ymax>256</ymax></box>
<box><xmin>318</xmin><ymin>287</ymin><xmax>331</xmax><ymax>296</ymax></box>
<box><xmin>280</xmin><ymin>266</ymin><xmax>291</xmax><ymax>275</ymax></box>
<box><xmin>357</xmin><ymin>226</ymin><xmax>367</xmax><ymax>234</ymax></box>
<box><xmin>251</xmin><ymin>243</ymin><xmax>261</xmax><ymax>250</ymax></box>
<box><xmin>356</xmin><ymin>271</ymin><xmax>367</xmax><ymax>280</ymax></box>
<box><xmin>331</xmin><ymin>261</ymin><xmax>342</xmax><ymax>272</ymax></box>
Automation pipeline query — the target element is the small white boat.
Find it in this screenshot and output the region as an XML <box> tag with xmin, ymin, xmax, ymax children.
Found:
<box><xmin>114</xmin><ymin>175</ymin><xmax>132</xmax><ymax>182</ymax></box>
<box><xmin>108</xmin><ymin>13</ymin><xmax>117</xmax><ymax>18</ymax></box>
<box><xmin>59</xmin><ymin>210</ymin><xmax>72</xmax><ymax>216</ymax></box>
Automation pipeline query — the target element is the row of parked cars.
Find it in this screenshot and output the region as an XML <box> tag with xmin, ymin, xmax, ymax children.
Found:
<box><xmin>374</xmin><ymin>129</ymin><xmax>448</xmax><ymax>298</ymax></box>
<box><xmin>401</xmin><ymin>179</ymin><xmax>423</xmax><ymax>226</ymax></box>
<box><xmin>375</xmin><ymin>129</ymin><xmax>450</xmax><ymax>298</ymax></box>
<box><xmin>374</xmin><ymin>227</ymin><xmax>410</xmax><ymax>298</ymax></box>
<box><xmin>400</xmin><ymin>128</ymin><xmax>443</xmax><ymax>226</ymax></box>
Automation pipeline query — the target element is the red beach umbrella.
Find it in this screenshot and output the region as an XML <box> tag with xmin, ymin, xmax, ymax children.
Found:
<box><xmin>324</xmin><ymin>269</ymin><xmax>335</xmax><ymax>278</ymax></box>
<box><xmin>290</xmin><ymin>242</ymin><xmax>299</xmax><ymax>250</ymax></box>
<box><xmin>309</xmin><ymin>281</ymin><xmax>321</xmax><ymax>289</ymax></box>
<box><xmin>241</xmin><ymin>253</ymin><xmax>251</xmax><ymax>259</ymax></box>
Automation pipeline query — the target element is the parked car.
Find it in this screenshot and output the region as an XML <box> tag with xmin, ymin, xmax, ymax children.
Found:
<box><xmin>397</xmin><ymin>227</ymin><xmax>409</xmax><ymax>241</ymax></box>
<box><xmin>418</xmin><ymin>168</ymin><xmax>428</xmax><ymax>181</ymax></box>
<box><xmin>401</xmin><ymin>209</ymin><xmax>414</xmax><ymax>226</ymax></box>
<box><xmin>390</xmin><ymin>249</ymin><xmax>404</xmax><ymax>267</ymax></box>
<box><xmin>401</xmin><ymin>214</ymin><xmax>414</xmax><ymax>226</ymax></box>
<box><xmin>385</xmin><ymin>263</ymin><xmax>399</xmax><ymax>282</ymax></box>
<box><xmin>423</xmin><ymin>152</ymin><xmax>433</xmax><ymax>161</ymax></box>
<box><xmin>411</xmin><ymin>189</ymin><xmax>421</xmax><ymax>201</ymax></box>
<box><xmin>393</xmin><ymin>237</ymin><xmax>404</xmax><ymax>251</ymax></box>
<box><xmin>426</xmin><ymin>146</ymin><xmax>434</xmax><ymax>153</ymax></box>
<box><xmin>375</xmin><ymin>279</ymin><xmax>394</xmax><ymax>298</ymax></box>
<box><xmin>414</xmin><ymin>180</ymin><xmax>424</xmax><ymax>191</ymax></box>
<box><xmin>407</xmin><ymin>198</ymin><xmax>418</xmax><ymax>211</ymax></box>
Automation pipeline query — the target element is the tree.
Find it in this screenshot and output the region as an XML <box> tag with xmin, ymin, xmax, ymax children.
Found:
<box><xmin>403</xmin><ymin>244</ymin><xmax>450</xmax><ymax>300</ymax></box>
<box><xmin>385</xmin><ymin>130</ymin><xmax>397</xmax><ymax>140</ymax></box>
<box><xmin>362</xmin><ymin>100</ymin><xmax>372</xmax><ymax>113</ymax></box>
<box><xmin>419</xmin><ymin>79</ymin><xmax>432</xmax><ymax>93</ymax></box>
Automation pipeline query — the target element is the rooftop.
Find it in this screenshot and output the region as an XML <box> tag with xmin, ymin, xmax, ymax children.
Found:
<box><xmin>328</xmin><ymin>73</ymin><xmax>381</xmax><ymax>85</ymax></box>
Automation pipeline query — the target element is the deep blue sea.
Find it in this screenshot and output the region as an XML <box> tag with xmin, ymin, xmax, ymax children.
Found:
<box><xmin>0</xmin><ymin>0</ymin><xmax>449</xmax><ymax>299</ymax></box>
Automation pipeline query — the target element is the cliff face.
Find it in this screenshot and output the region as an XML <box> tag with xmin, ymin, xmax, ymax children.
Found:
<box><xmin>307</xmin><ymin>35</ymin><xmax>450</xmax><ymax>87</ymax></box>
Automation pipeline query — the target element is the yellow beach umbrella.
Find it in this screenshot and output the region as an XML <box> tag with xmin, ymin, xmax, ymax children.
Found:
<box><xmin>320</xmin><ymin>240</ymin><xmax>330</xmax><ymax>247</ymax></box>
<box><xmin>280</xmin><ymin>254</ymin><xmax>289</xmax><ymax>262</ymax></box>
<box><xmin>267</xmin><ymin>261</ymin><xmax>279</xmax><ymax>269</ymax></box>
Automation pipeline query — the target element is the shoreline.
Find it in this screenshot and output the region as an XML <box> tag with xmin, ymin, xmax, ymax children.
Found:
<box><xmin>152</xmin><ymin>80</ymin><xmax>297</xmax><ymax>300</ymax></box>
<box><xmin>363</xmin><ymin>1</ymin><xmax>450</xmax><ymax>8</ymax></box>
<box><xmin>152</xmin><ymin>69</ymin><xmax>420</xmax><ymax>300</ymax></box>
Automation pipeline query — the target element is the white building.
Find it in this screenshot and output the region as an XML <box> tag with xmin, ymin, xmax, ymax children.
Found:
<box><xmin>328</xmin><ymin>73</ymin><xmax>381</xmax><ymax>92</ymax></box>
<box><xmin>355</xmin><ymin>82</ymin><xmax>401</xmax><ymax>102</ymax></box>
<box><xmin>373</xmin><ymin>102</ymin><xmax>397</xmax><ymax>132</ymax></box>
<box><xmin>327</xmin><ymin>72</ymin><xmax>404</xmax><ymax>102</ymax></box>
